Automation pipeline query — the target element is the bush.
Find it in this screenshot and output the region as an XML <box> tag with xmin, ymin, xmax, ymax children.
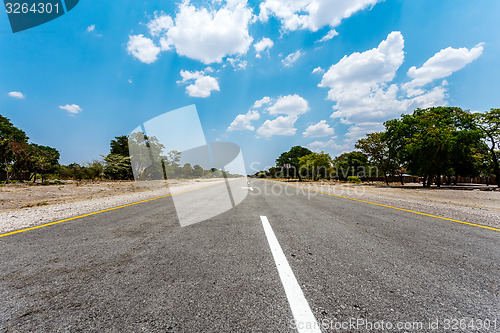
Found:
<box><xmin>347</xmin><ymin>176</ymin><xmax>361</xmax><ymax>183</ymax></box>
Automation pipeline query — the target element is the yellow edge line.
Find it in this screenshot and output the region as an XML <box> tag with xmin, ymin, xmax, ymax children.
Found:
<box><xmin>267</xmin><ymin>180</ymin><xmax>500</xmax><ymax>232</ymax></box>
<box><xmin>0</xmin><ymin>181</ymin><xmax>225</xmax><ymax>239</ymax></box>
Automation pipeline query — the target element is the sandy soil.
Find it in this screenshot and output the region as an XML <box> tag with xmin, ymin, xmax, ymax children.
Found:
<box><xmin>0</xmin><ymin>180</ymin><xmax>204</xmax><ymax>211</ymax></box>
<box><xmin>0</xmin><ymin>179</ymin><xmax>226</xmax><ymax>234</ymax></box>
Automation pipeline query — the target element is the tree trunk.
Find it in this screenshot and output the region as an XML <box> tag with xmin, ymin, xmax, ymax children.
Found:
<box><xmin>399</xmin><ymin>173</ymin><xmax>404</xmax><ymax>185</ymax></box>
<box><xmin>491</xmin><ymin>149</ymin><xmax>500</xmax><ymax>188</ymax></box>
<box><xmin>436</xmin><ymin>175</ymin><xmax>441</xmax><ymax>188</ymax></box>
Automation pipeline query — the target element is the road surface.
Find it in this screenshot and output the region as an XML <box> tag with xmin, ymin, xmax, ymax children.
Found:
<box><xmin>1</xmin><ymin>180</ymin><xmax>499</xmax><ymax>332</ymax></box>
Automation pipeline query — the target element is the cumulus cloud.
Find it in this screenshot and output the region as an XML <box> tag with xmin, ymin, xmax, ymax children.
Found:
<box><xmin>319</xmin><ymin>31</ymin><xmax>410</xmax><ymax>122</ymax></box>
<box><xmin>254</xmin><ymin>37</ymin><xmax>274</xmax><ymax>58</ymax></box>
<box><xmin>320</xmin><ymin>31</ymin><xmax>404</xmax><ymax>91</ymax></box>
<box><xmin>59</xmin><ymin>104</ymin><xmax>82</xmax><ymax>115</ymax></box>
<box><xmin>87</xmin><ymin>24</ymin><xmax>95</xmax><ymax>32</ymax></box>
<box><xmin>178</xmin><ymin>70</ymin><xmax>220</xmax><ymax>98</ymax></box>
<box><xmin>317</xmin><ymin>29</ymin><xmax>338</xmax><ymax>43</ymax></box>
<box><xmin>319</xmin><ymin>32</ymin><xmax>481</xmax><ymax>124</ymax></box>
<box><xmin>315</xmin><ymin>32</ymin><xmax>482</xmax><ymax>156</ymax></box>
<box><xmin>127</xmin><ymin>34</ymin><xmax>161</xmax><ymax>64</ymax></box>
<box><xmin>282</xmin><ymin>50</ymin><xmax>303</xmax><ymax>67</ymax></box>
<box><xmin>253</xmin><ymin>96</ymin><xmax>272</xmax><ymax>108</ymax></box>
<box><xmin>268</xmin><ymin>94</ymin><xmax>309</xmax><ymax>116</ymax></box>
<box><xmin>403</xmin><ymin>43</ymin><xmax>484</xmax><ymax>89</ymax></box>
<box><xmin>8</xmin><ymin>91</ymin><xmax>25</xmax><ymax>99</ymax></box>
<box><xmin>147</xmin><ymin>12</ymin><xmax>174</xmax><ymax>36</ymax></box>
<box><xmin>257</xmin><ymin>115</ymin><xmax>298</xmax><ymax>138</ymax></box>
<box><xmin>259</xmin><ymin>0</ymin><xmax>380</xmax><ymax>31</ymax></box>
<box><xmin>303</xmin><ymin>120</ymin><xmax>334</xmax><ymax>138</ymax></box>
<box><xmin>228</xmin><ymin>110</ymin><xmax>260</xmax><ymax>131</ymax></box>
<box><xmin>147</xmin><ymin>0</ymin><xmax>253</xmax><ymax>64</ymax></box>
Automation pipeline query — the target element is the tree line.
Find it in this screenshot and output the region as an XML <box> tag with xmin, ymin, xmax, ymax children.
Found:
<box><xmin>265</xmin><ymin>107</ymin><xmax>499</xmax><ymax>187</ymax></box>
<box><xmin>1</xmin><ymin>115</ymin><xmax>232</xmax><ymax>183</ymax></box>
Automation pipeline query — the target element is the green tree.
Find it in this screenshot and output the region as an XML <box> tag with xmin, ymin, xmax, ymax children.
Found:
<box><xmin>84</xmin><ymin>160</ymin><xmax>105</xmax><ymax>180</ymax></box>
<box><xmin>276</xmin><ymin>146</ymin><xmax>312</xmax><ymax>180</ymax></box>
<box><xmin>104</xmin><ymin>154</ymin><xmax>132</xmax><ymax>180</ymax></box>
<box><xmin>103</xmin><ymin>135</ymin><xmax>135</xmax><ymax>180</ymax></box>
<box><xmin>332</xmin><ymin>151</ymin><xmax>369</xmax><ymax>180</ymax></box>
<box><xmin>29</xmin><ymin>144</ymin><xmax>60</xmax><ymax>182</ymax></box>
<box><xmin>355</xmin><ymin>132</ymin><xmax>396</xmax><ymax>185</ymax></box>
<box><xmin>0</xmin><ymin>115</ymin><xmax>29</xmax><ymax>181</ymax></box>
<box><xmin>298</xmin><ymin>152</ymin><xmax>332</xmax><ymax>180</ymax></box>
<box><xmin>127</xmin><ymin>132</ymin><xmax>165</xmax><ymax>180</ymax></box>
<box><xmin>474</xmin><ymin>109</ymin><xmax>500</xmax><ymax>187</ymax></box>
<box><xmin>110</xmin><ymin>135</ymin><xmax>130</xmax><ymax>157</ymax></box>
<box><xmin>384</xmin><ymin>107</ymin><xmax>482</xmax><ymax>187</ymax></box>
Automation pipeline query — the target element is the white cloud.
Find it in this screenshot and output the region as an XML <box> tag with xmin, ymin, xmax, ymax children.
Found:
<box><xmin>253</xmin><ymin>96</ymin><xmax>272</xmax><ymax>108</ymax></box>
<box><xmin>268</xmin><ymin>94</ymin><xmax>309</xmax><ymax>116</ymax></box>
<box><xmin>344</xmin><ymin>122</ymin><xmax>384</xmax><ymax>144</ymax></box>
<box><xmin>319</xmin><ymin>31</ymin><xmax>408</xmax><ymax>122</ymax></box>
<box><xmin>228</xmin><ymin>110</ymin><xmax>260</xmax><ymax>131</ymax></box>
<box><xmin>312</xmin><ymin>67</ymin><xmax>324</xmax><ymax>74</ymax></box>
<box><xmin>320</xmin><ymin>31</ymin><xmax>404</xmax><ymax>91</ymax></box>
<box><xmin>257</xmin><ymin>115</ymin><xmax>298</xmax><ymax>138</ymax></box>
<box><xmin>254</xmin><ymin>37</ymin><xmax>274</xmax><ymax>57</ymax></box>
<box><xmin>282</xmin><ymin>50</ymin><xmax>303</xmax><ymax>67</ymax></box>
<box><xmin>147</xmin><ymin>12</ymin><xmax>174</xmax><ymax>36</ymax></box>
<box><xmin>227</xmin><ymin>57</ymin><xmax>248</xmax><ymax>70</ymax></box>
<box><xmin>59</xmin><ymin>104</ymin><xmax>82</xmax><ymax>115</ymax></box>
<box><xmin>8</xmin><ymin>91</ymin><xmax>25</xmax><ymax>99</ymax></box>
<box><xmin>178</xmin><ymin>70</ymin><xmax>220</xmax><ymax>98</ymax></box>
<box><xmin>259</xmin><ymin>0</ymin><xmax>380</xmax><ymax>31</ymax></box>
<box><xmin>127</xmin><ymin>34</ymin><xmax>161</xmax><ymax>64</ymax></box>
<box><xmin>317</xmin><ymin>29</ymin><xmax>338</xmax><ymax>43</ymax></box>
<box><xmin>314</xmin><ymin>32</ymin><xmax>483</xmax><ymax>156</ymax></box>
<box><xmin>308</xmin><ymin>138</ymin><xmax>349</xmax><ymax>152</ymax></box>
<box><xmin>151</xmin><ymin>1</ymin><xmax>254</xmax><ymax>64</ymax></box>
<box><xmin>303</xmin><ymin>120</ymin><xmax>334</xmax><ymax>138</ymax></box>
<box><xmin>128</xmin><ymin>78</ymin><xmax>133</xmax><ymax>84</ymax></box>
<box><xmin>404</xmin><ymin>43</ymin><xmax>484</xmax><ymax>89</ymax></box>
<box><xmin>87</xmin><ymin>24</ymin><xmax>95</xmax><ymax>32</ymax></box>
<box><xmin>318</xmin><ymin>32</ymin><xmax>479</xmax><ymax>125</ymax></box>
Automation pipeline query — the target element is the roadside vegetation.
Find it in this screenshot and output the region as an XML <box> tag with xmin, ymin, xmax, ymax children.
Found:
<box><xmin>0</xmin><ymin>115</ymin><xmax>231</xmax><ymax>184</ymax></box>
<box><xmin>260</xmin><ymin>107</ymin><xmax>500</xmax><ymax>187</ymax></box>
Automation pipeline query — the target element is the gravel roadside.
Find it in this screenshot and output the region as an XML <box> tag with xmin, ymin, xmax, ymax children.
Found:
<box><xmin>0</xmin><ymin>179</ymin><xmax>226</xmax><ymax>234</ymax></box>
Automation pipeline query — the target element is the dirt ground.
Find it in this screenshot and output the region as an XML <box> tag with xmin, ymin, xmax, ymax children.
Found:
<box><xmin>298</xmin><ymin>181</ymin><xmax>500</xmax><ymax>212</ymax></box>
<box><xmin>0</xmin><ymin>180</ymin><xmax>194</xmax><ymax>211</ymax></box>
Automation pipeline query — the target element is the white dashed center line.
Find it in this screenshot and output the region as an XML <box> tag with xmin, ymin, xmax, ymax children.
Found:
<box><xmin>260</xmin><ymin>216</ymin><xmax>321</xmax><ymax>333</ymax></box>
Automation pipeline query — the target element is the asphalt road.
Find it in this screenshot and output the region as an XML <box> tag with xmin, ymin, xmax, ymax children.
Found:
<box><xmin>0</xmin><ymin>180</ymin><xmax>499</xmax><ymax>332</ymax></box>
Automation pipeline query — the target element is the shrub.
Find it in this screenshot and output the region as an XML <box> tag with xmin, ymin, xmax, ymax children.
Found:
<box><xmin>347</xmin><ymin>176</ymin><xmax>361</xmax><ymax>183</ymax></box>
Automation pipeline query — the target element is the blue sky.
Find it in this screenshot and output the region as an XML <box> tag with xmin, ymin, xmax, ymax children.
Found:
<box><xmin>1</xmin><ymin>0</ymin><xmax>499</xmax><ymax>174</ymax></box>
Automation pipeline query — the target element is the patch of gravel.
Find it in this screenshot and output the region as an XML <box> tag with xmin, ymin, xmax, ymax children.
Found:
<box><xmin>0</xmin><ymin>179</ymin><xmax>226</xmax><ymax>234</ymax></box>
<box><xmin>273</xmin><ymin>181</ymin><xmax>500</xmax><ymax>230</ymax></box>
